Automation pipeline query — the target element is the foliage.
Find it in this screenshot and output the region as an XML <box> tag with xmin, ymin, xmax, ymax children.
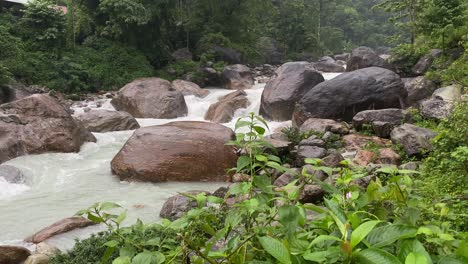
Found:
<box><xmin>61</xmin><ymin>113</ymin><xmax>468</xmax><ymax>264</ymax></box>
<box><xmin>420</xmin><ymin>102</ymin><xmax>468</xmax><ymax>229</ymax></box>
<box><xmin>389</xmin><ymin>44</ymin><xmax>429</xmax><ymax>75</ymax></box>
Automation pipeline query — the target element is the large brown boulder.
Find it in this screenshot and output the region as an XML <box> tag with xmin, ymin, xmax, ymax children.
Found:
<box><xmin>0</xmin><ymin>94</ymin><xmax>96</xmax><ymax>164</ymax></box>
<box><xmin>172</xmin><ymin>79</ymin><xmax>209</xmax><ymax>98</ymax></box>
<box><xmin>347</xmin><ymin>47</ymin><xmax>390</xmax><ymax>71</ymax></box>
<box><xmin>111</xmin><ymin>121</ymin><xmax>237</xmax><ymax>182</ymax></box>
<box><xmin>0</xmin><ymin>246</ymin><xmax>31</xmax><ymax>264</ymax></box>
<box><xmin>293</xmin><ymin>67</ymin><xmax>406</xmax><ymax>126</ymax></box>
<box><xmin>204</xmin><ymin>90</ymin><xmax>250</xmax><ymax>123</ymax></box>
<box><xmin>260</xmin><ymin>62</ymin><xmax>324</xmax><ymax>121</ymax></box>
<box><xmin>75</xmin><ymin>110</ymin><xmax>140</xmax><ymax>132</ymax></box>
<box><xmin>222</xmin><ymin>64</ymin><xmax>254</xmax><ymax>90</ymax></box>
<box><xmin>111</xmin><ymin>78</ymin><xmax>188</xmax><ymax>118</ymax></box>
<box><xmin>25</xmin><ymin>217</ymin><xmax>96</xmax><ymax>244</ymax></box>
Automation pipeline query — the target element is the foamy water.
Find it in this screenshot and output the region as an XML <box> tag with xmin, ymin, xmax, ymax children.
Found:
<box><xmin>0</xmin><ymin>73</ymin><xmax>340</xmax><ymax>250</ymax></box>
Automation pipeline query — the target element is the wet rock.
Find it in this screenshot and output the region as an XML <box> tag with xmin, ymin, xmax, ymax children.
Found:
<box><xmin>419</xmin><ymin>99</ymin><xmax>454</xmax><ymax>120</ymax></box>
<box><xmin>296</xmin><ymin>146</ymin><xmax>327</xmax><ymax>165</ymax></box>
<box><xmin>347</xmin><ymin>47</ymin><xmax>390</xmax><ymax>71</ymax></box>
<box><xmin>0</xmin><ymin>246</ymin><xmax>31</xmax><ymax>264</ymax></box>
<box><xmin>111</xmin><ymin>78</ymin><xmax>188</xmax><ymax>118</ymax></box>
<box><xmin>111</xmin><ymin>121</ymin><xmax>237</xmax><ymax>182</ymax></box>
<box><xmin>264</xmin><ymin>133</ymin><xmax>293</xmax><ymax>154</ymax></box>
<box><xmin>372</xmin><ymin>121</ymin><xmax>395</xmax><ymax>138</ymax></box>
<box><xmin>172</xmin><ymin>80</ymin><xmax>209</xmax><ymax>98</ymax></box>
<box><xmin>260</xmin><ymin>62</ymin><xmax>324</xmax><ymax>121</ymax></box>
<box><xmin>299</xmin><ymin>118</ymin><xmax>349</xmax><ymax>135</ymax></box>
<box><xmin>299</xmin><ymin>137</ymin><xmax>325</xmax><ymax>148</ymax></box>
<box><xmin>75</xmin><ymin>110</ymin><xmax>140</xmax><ymax>132</ymax></box>
<box><xmin>300</xmin><ymin>185</ymin><xmax>325</xmax><ymax>203</ymax></box>
<box><xmin>204</xmin><ymin>90</ymin><xmax>250</xmax><ymax>123</ymax></box>
<box><xmin>274</xmin><ymin>169</ymin><xmax>300</xmax><ymax>187</ymax></box>
<box><xmin>293</xmin><ymin>67</ymin><xmax>406</xmax><ymax>125</ymax></box>
<box><xmin>201</xmin><ymin>67</ymin><xmax>223</xmax><ymax>87</ymax></box>
<box><xmin>25</xmin><ymin>217</ymin><xmax>96</xmax><ymax>244</ymax></box>
<box><xmin>0</xmin><ymin>95</ymin><xmax>96</xmax><ymax>164</ymax></box>
<box><xmin>222</xmin><ymin>64</ymin><xmax>254</xmax><ymax>90</ymax></box>
<box><xmin>160</xmin><ymin>191</ymin><xmax>208</xmax><ymax>221</ymax></box>
<box><xmin>0</xmin><ymin>165</ymin><xmax>25</xmax><ymax>184</ymax></box>
<box><xmin>403</xmin><ymin>76</ymin><xmax>438</xmax><ymax>107</ymax></box>
<box><xmin>390</xmin><ymin>124</ymin><xmax>437</xmax><ymax>156</ymax></box>
<box><xmin>412</xmin><ymin>49</ymin><xmax>442</xmax><ymax>75</ymax></box>
<box><xmin>322</xmin><ymin>153</ymin><xmax>344</xmax><ymax>167</ymax></box>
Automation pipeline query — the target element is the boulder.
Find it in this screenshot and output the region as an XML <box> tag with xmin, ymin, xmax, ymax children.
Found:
<box><xmin>419</xmin><ymin>99</ymin><xmax>454</xmax><ymax>120</ymax></box>
<box><xmin>212</xmin><ymin>46</ymin><xmax>243</xmax><ymax>64</ymax></box>
<box><xmin>260</xmin><ymin>62</ymin><xmax>324</xmax><ymax>121</ymax></box>
<box><xmin>300</xmin><ymin>185</ymin><xmax>325</xmax><ymax>203</ymax></box>
<box><xmin>35</xmin><ymin>243</ymin><xmax>60</xmax><ymax>257</ymax></box>
<box><xmin>111</xmin><ymin>78</ymin><xmax>188</xmax><ymax>118</ymax></box>
<box><xmin>299</xmin><ymin>118</ymin><xmax>349</xmax><ymax>135</ymax></box>
<box><xmin>171</xmin><ymin>48</ymin><xmax>193</xmax><ymax>61</ymax></box>
<box><xmin>25</xmin><ymin>217</ymin><xmax>96</xmax><ymax>243</ymax></box>
<box><xmin>0</xmin><ymin>246</ymin><xmax>31</xmax><ymax>264</ymax></box>
<box><xmin>0</xmin><ymin>165</ymin><xmax>25</xmax><ymax>184</ymax></box>
<box><xmin>390</xmin><ymin>124</ymin><xmax>437</xmax><ymax>156</ymax></box>
<box><xmin>293</xmin><ymin>67</ymin><xmax>406</xmax><ymax>125</ymax></box>
<box><xmin>222</xmin><ymin>64</ymin><xmax>254</xmax><ymax>90</ymax></box>
<box><xmin>273</xmin><ymin>168</ymin><xmax>300</xmax><ymax>187</ymax></box>
<box><xmin>313</xmin><ymin>61</ymin><xmax>345</xmax><ymax>72</ymax></box>
<box><xmin>299</xmin><ymin>137</ymin><xmax>325</xmax><ymax>148</ymax></box>
<box><xmin>334</xmin><ymin>53</ymin><xmax>350</xmax><ymax>61</ymax></box>
<box><xmin>205</xmin><ymin>90</ymin><xmax>250</xmax><ymax>123</ymax></box>
<box><xmin>346</xmin><ymin>47</ymin><xmax>390</xmax><ymax>71</ymax></box>
<box><xmin>160</xmin><ymin>191</ymin><xmax>208</xmax><ymax>221</ymax></box>
<box><xmin>75</xmin><ymin>110</ymin><xmax>140</xmax><ymax>132</ymax></box>
<box><xmin>201</xmin><ymin>67</ymin><xmax>223</xmax><ymax>87</ymax></box>
<box><xmin>412</xmin><ymin>49</ymin><xmax>442</xmax><ymax>75</ymax></box>
<box><xmin>0</xmin><ymin>95</ymin><xmax>96</xmax><ymax>164</ymax></box>
<box><xmin>111</xmin><ymin>121</ymin><xmax>237</xmax><ymax>182</ymax></box>
<box><xmin>172</xmin><ymin>80</ymin><xmax>209</xmax><ymax>98</ymax></box>
<box><xmin>322</xmin><ymin>153</ymin><xmax>344</xmax><ymax>167</ymax></box>
<box><xmin>352</xmin><ymin>109</ymin><xmax>408</xmax><ymax>138</ymax></box>
<box><xmin>25</xmin><ymin>254</ymin><xmax>49</xmax><ymax>264</ymax></box>
<box><xmin>432</xmin><ymin>85</ymin><xmax>462</xmax><ymax>102</ymax></box>
<box><xmin>264</xmin><ymin>133</ymin><xmax>293</xmax><ymax>155</ymax></box>
<box><xmin>296</xmin><ymin>146</ymin><xmax>327</xmax><ymax>165</ymax></box>
<box><xmin>403</xmin><ymin>76</ymin><xmax>438</xmax><ymax>106</ymax></box>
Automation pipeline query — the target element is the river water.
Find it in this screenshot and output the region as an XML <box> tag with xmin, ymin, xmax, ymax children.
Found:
<box><xmin>0</xmin><ymin>73</ymin><xmax>341</xmax><ymax>251</ymax></box>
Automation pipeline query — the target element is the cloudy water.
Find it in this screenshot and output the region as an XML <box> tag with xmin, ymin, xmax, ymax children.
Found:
<box><xmin>0</xmin><ymin>73</ymin><xmax>340</xmax><ymax>250</ymax></box>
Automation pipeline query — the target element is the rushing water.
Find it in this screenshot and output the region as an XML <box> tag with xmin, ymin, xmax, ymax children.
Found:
<box><xmin>0</xmin><ymin>73</ymin><xmax>340</xmax><ymax>251</ymax></box>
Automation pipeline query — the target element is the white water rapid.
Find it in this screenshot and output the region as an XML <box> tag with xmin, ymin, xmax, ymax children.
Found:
<box><xmin>0</xmin><ymin>73</ymin><xmax>340</xmax><ymax>251</ymax></box>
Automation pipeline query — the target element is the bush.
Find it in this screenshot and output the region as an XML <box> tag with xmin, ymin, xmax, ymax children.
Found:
<box><xmin>390</xmin><ymin>43</ymin><xmax>429</xmax><ymax>75</ymax></box>
<box><xmin>420</xmin><ymin>102</ymin><xmax>468</xmax><ymax>229</ymax></box>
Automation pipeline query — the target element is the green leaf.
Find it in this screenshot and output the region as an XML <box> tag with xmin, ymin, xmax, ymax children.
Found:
<box><xmin>100</xmin><ymin>202</ymin><xmax>122</xmax><ymax>211</ymax></box>
<box><xmin>405</xmin><ymin>252</ymin><xmax>429</xmax><ymax>264</ymax></box>
<box><xmin>237</xmin><ymin>156</ymin><xmax>251</xmax><ymax>172</ymax></box>
<box><xmin>113</xmin><ymin>256</ymin><xmax>131</xmax><ymax>264</ymax></box>
<box><xmin>104</xmin><ymin>240</ymin><xmax>119</xmax><ymax>247</ymax></box>
<box><xmin>132</xmin><ymin>252</ymin><xmax>153</xmax><ymax>264</ymax></box>
<box><xmin>255</xmin><ymin>154</ymin><xmax>268</xmax><ymax>162</ymax></box>
<box><xmin>116</xmin><ymin>210</ymin><xmax>127</xmax><ymax>224</ymax></box>
<box><xmin>87</xmin><ymin>213</ymin><xmax>104</xmax><ymax>223</ymax></box>
<box><xmin>437</xmin><ymin>255</ymin><xmax>468</xmax><ymax>264</ymax></box>
<box><xmin>258</xmin><ymin>236</ymin><xmax>292</xmax><ymax>264</ymax></box>
<box><xmin>354</xmin><ymin>248</ymin><xmax>403</xmax><ymax>264</ymax></box>
<box><xmin>265</xmin><ymin>161</ymin><xmax>285</xmax><ymax>172</ymax></box>
<box><xmin>303</xmin><ymin>251</ymin><xmax>328</xmax><ymax>262</ymax></box>
<box><xmin>351</xmin><ymin>220</ymin><xmax>381</xmax><ymax>250</ymax></box>
<box><xmin>152</xmin><ymin>252</ymin><xmax>166</xmax><ymax>264</ymax></box>
<box><xmin>310</xmin><ymin>235</ymin><xmax>342</xmax><ymax>246</ymax></box>
<box><xmin>253</xmin><ymin>125</ymin><xmax>266</xmax><ymax>135</ymax></box>
<box><xmin>398</xmin><ymin>239</ymin><xmax>432</xmax><ymax>264</ymax></box>
<box><xmin>367</xmin><ymin>225</ymin><xmax>418</xmax><ymax>248</ymax></box>
<box><xmin>235</xmin><ymin>120</ymin><xmax>251</xmax><ymax>130</ymax></box>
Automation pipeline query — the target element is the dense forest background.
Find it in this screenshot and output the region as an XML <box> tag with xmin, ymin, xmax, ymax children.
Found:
<box><xmin>0</xmin><ymin>0</ymin><xmax>467</xmax><ymax>93</ymax></box>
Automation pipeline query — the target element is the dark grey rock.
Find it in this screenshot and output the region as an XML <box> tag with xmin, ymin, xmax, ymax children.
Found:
<box><xmin>390</xmin><ymin>124</ymin><xmax>437</xmax><ymax>156</ymax></box>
